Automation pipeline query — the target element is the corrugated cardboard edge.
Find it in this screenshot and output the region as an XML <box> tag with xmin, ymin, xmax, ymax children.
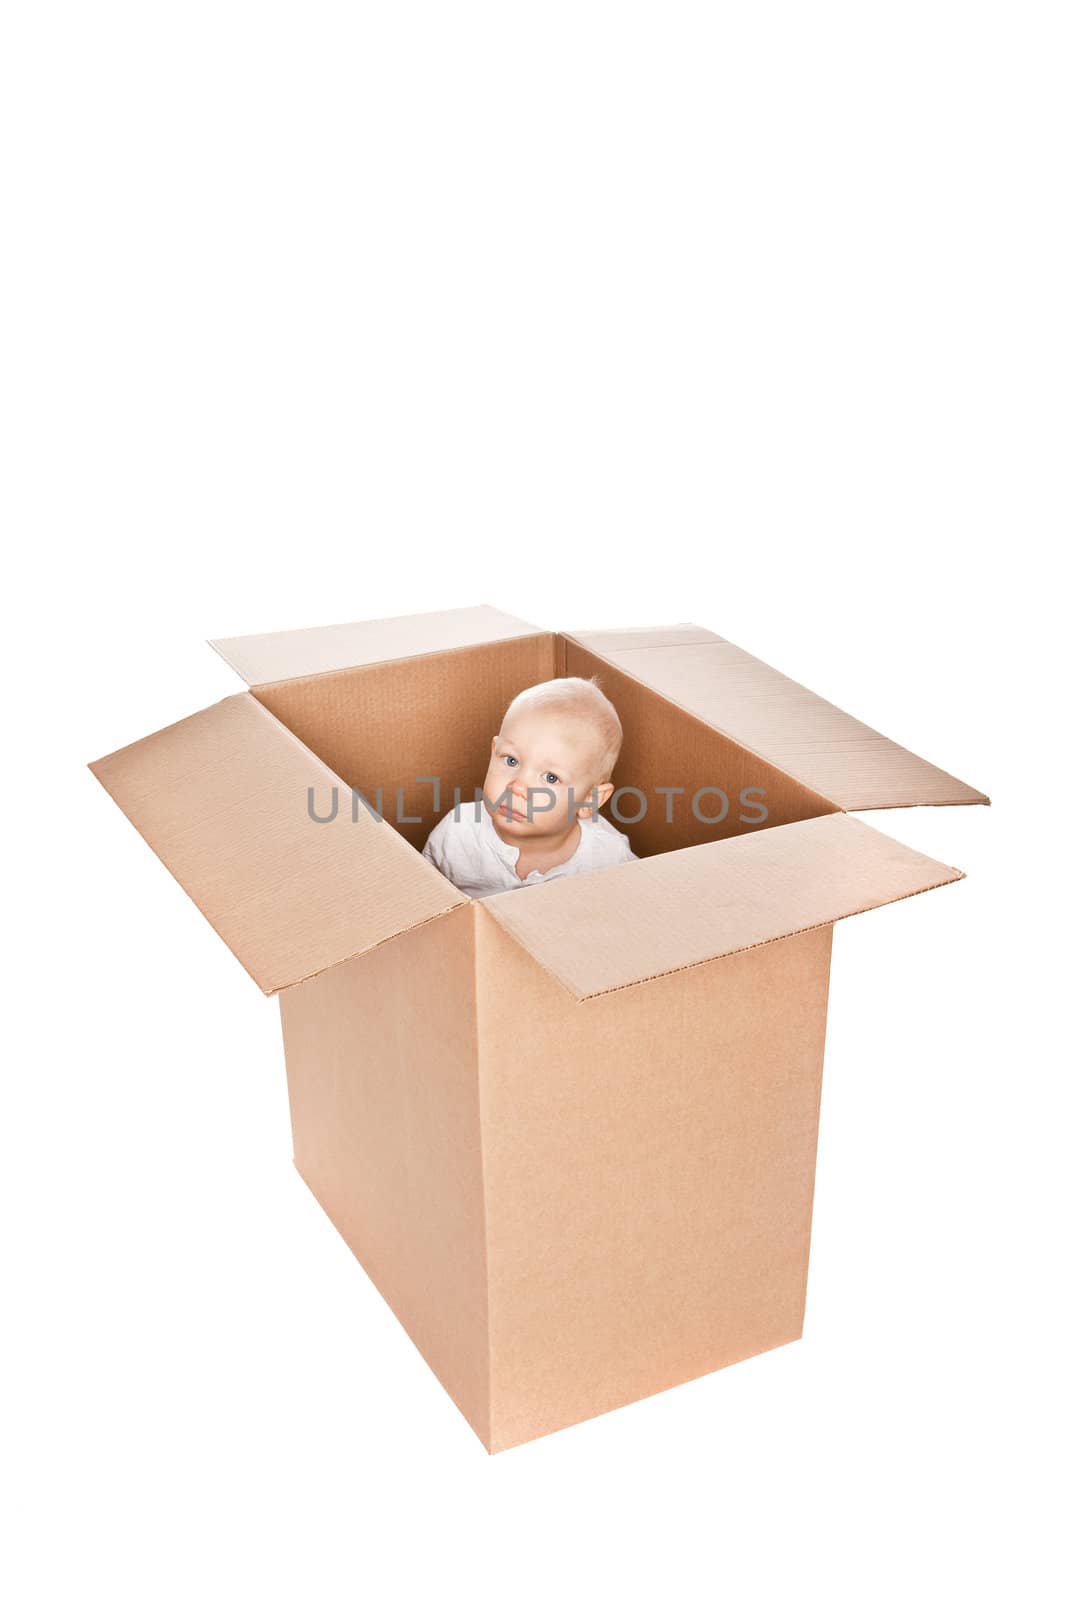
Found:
<box><xmin>471</xmin><ymin>897</ymin><xmax>497</xmax><ymax>1453</ymax></box>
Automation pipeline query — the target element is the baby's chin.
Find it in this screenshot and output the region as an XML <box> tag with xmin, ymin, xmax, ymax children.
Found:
<box><xmin>489</xmin><ymin>805</ymin><xmax>559</xmax><ymax>838</ymax></box>
<box><xmin>492</xmin><ymin>813</ymin><xmax>577</xmax><ymax>847</ymax></box>
<box><xmin>491</xmin><ymin>809</ymin><xmax>532</xmax><ymax>834</ymax></box>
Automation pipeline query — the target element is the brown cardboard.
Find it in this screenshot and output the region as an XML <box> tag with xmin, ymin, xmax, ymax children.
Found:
<box><xmin>252</xmin><ymin>635</ymin><xmax>558</xmax><ymax>851</ymax></box>
<box><xmin>563</xmin><ymin>636</ymin><xmax>837</xmax><ymax>857</ymax></box>
<box><xmin>473</xmin><ymin>915</ymin><xmax>834</xmax><ymax>1452</ymax></box>
<box><xmin>211</xmin><ymin>602</ymin><xmax>547</xmax><ymax>685</ymax></box>
<box><xmin>280</xmin><ymin>904</ymin><xmax>491</xmax><ymax>1441</ymax></box>
<box><xmin>89</xmin><ymin>604</ymin><xmax>987</xmax><ymax>1451</ymax></box>
<box><xmin>88</xmin><ymin>692</ymin><xmax>464</xmax><ymax>993</ymax></box>
<box><xmin>565</xmin><ymin>623</ymin><xmax>990</xmax><ymax>810</ymax></box>
<box><xmin>482</xmin><ymin>811</ymin><xmax>963</xmax><ymax>1001</ymax></box>
<box><xmin>281</xmin><ymin>909</ymin><xmax>834</xmax><ymax>1452</ymax></box>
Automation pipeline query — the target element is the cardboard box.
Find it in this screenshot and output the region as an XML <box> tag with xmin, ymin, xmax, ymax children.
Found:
<box><xmin>89</xmin><ymin>605</ymin><xmax>988</xmax><ymax>1452</ymax></box>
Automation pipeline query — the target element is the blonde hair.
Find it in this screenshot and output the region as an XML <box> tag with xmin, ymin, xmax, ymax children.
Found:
<box><xmin>501</xmin><ymin>675</ymin><xmax>624</xmax><ymax>780</ymax></box>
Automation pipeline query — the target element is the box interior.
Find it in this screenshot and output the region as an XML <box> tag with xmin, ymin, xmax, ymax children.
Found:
<box><xmin>253</xmin><ymin>633</ymin><xmax>838</xmax><ymax>862</ymax></box>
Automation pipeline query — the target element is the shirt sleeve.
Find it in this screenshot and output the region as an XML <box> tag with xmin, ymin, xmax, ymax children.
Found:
<box><xmin>422</xmin><ymin>812</ymin><xmax>451</xmax><ymax>876</ymax></box>
<box><xmin>590</xmin><ymin>817</ymin><xmax>639</xmax><ymax>866</ymax></box>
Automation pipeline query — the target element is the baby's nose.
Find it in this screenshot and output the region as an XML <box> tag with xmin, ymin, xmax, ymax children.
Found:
<box><xmin>510</xmin><ymin>777</ymin><xmax>528</xmax><ymax>796</ymax></box>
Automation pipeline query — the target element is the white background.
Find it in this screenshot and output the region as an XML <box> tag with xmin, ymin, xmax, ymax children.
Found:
<box><xmin>3</xmin><ymin>4</ymin><xmax>1063</xmax><ymax>1596</ymax></box>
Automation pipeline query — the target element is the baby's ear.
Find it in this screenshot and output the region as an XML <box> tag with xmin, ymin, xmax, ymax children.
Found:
<box><xmin>576</xmin><ymin>781</ymin><xmax>614</xmax><ymax>818</ymax></box>
<box><xmin>490</xmin><ymin>734</ymin><xmax>498</xmax><ymax>755</ymax></box>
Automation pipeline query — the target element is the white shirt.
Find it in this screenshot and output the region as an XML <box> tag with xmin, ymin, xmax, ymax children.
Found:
<box><xmin>422</xmin><ymin>801</ymin><xmax>638</xmax><ymax>899</ymax></box>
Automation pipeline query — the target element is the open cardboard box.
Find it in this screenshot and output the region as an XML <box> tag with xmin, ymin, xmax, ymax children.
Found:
<box><xmin>89</xmin><ymin>605</ymin><xmax>988</xmax><ymax>1452</ymax></box>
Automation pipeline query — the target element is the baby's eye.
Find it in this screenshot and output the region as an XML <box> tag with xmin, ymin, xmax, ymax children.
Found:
<box><xmin>503</xmin><ymin>754</ymin><xmax>518</xmax><ymax>767</ymax></box>
<box><xmin>544</xmin><ymin>772</ymin><xmax>559</xmax><ymax>785</ymax></box>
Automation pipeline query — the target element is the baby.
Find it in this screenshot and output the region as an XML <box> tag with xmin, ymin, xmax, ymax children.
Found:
<box><xmin>422</xmin><ymin>676</ymin><xmax>638</xmax><ymax>899</ymax></box>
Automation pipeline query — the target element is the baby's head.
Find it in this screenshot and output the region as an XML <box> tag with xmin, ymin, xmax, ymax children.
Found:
<box><xmin>483</xmin><ymin>676</ymin><xmax>623</xmax><ymax>842</ymax></box>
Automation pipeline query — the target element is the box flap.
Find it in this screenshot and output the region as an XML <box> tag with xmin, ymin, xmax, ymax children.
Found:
<box><xmin>565</xmin><ymin>624</ymin><xmax>988</xmax><ymax>811</ymax></box>
<box><xmin>211</xmin><ymin>604</ymin><xmax>545</xmax><ymax>687</ymax></box>
<box><xmin>480</xmin><ymin>812</ymin><xmax>964</xmax><ymax>1001</ymax></box>
<box><xmin>89</xmin><ymin>694</ymin><xmax>465</xmax><ymax>994</ymax></box>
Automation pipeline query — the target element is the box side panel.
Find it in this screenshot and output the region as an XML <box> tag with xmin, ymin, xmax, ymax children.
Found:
<box><xmin>255</xmin><ymin>635</ymin><xmax>557</xmax><ymax>852</ymax></box>
<box><xmin>475</xmin><ymin>906</ymin><xmax>833</xmax><ymax>1453</ymax></box>
<box><xmin>565</xmin><ymin>640</ymin><xmax>839</xmax><ymax>857</ymax></box>
<box><xmin>279</xmin><ymin>903</ymin><xmax>490</xmax><ymax>1447</ymax></box>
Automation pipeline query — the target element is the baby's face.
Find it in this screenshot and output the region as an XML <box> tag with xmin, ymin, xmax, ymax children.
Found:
<box><xmin>484</xmin><ymin>707</ymin><xmax>611</xmax><ymax>841</ymax></box>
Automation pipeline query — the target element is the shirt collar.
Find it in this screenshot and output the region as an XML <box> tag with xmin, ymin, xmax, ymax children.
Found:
<box><xmin>478</xmin><ymin>799</ymin><xmax>520</xmax><ymax>865</ymax></box>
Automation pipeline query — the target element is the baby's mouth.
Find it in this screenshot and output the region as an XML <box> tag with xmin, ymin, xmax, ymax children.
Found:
<box><xmin>499</xmin><ymin>793</ymin><xmax>527</xmax><ymax>823</ymax></box>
